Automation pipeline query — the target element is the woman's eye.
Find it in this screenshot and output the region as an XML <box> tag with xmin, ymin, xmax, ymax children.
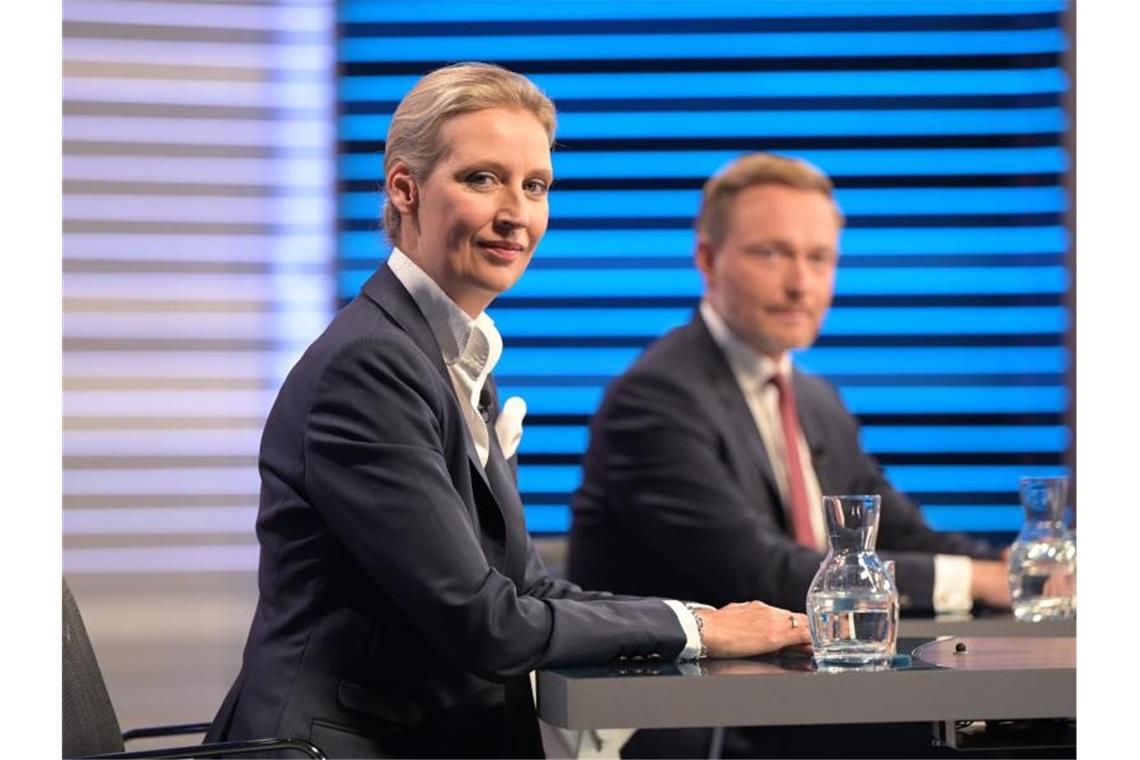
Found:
<box><xmin>466</xmin><ymin>172</ymin><xmax>496</xmax><ymax>187</ymax></box>
<box><xmin>524</xmin><ymin>179</ymin><xmax>550</xmax><ymax>196</ymax></box>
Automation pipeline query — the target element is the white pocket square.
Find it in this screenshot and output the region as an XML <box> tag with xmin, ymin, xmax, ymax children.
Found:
<box><xmin>494</xmin><ymin>396</ymin><xmax>526</xmax><ymax>459</ymax></box>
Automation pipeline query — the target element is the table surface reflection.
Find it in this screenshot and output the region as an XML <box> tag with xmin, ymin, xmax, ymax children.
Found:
<box><xmin>537</xmin><ymin>637</ymin><xmax>1075</xmax><ymax>730</ymax></box>
<box><xmin>899</xmin><ymin>611</ymin><xmax>1075</xmax><ymax>638</ymax></box>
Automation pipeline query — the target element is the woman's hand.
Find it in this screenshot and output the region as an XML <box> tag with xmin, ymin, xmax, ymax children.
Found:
<box><xmin>696</xmin><ymin>601</ymin><xmax>811</xmax><ymax>658</ymax></box>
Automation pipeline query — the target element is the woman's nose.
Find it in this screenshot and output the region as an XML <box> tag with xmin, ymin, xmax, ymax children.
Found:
<box><xmin>494</xmin><ymin>187</ymin><xmax>527</xmax><ymax>229</ymax></box>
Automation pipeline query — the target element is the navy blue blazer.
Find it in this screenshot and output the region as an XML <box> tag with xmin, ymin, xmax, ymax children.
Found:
<box><xmin>208</xmin><ymin>266</ymin><xmax>686</xmax><ymax>758</ymax></box>
<box><xmin>568</xmin><ymin>312</ymin><xmax>999</xmax><ymax>614</ymax></box>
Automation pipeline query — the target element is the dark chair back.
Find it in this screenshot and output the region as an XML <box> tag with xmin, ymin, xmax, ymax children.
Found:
<box><xmin>63</xmin><ymin>578</ymin><xmax>125</xmax><ymax>758</ymax></box>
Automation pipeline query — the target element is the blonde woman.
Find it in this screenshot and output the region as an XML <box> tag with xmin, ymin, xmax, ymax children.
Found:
<box><xmin>207</xmin><ymin>63</ymin><xmax>809</xmax><ymax>758</ymax></box>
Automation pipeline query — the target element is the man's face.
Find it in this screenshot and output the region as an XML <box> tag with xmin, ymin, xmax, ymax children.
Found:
<box><xmin>697</xmin><ymin>184</ymin><xmax>840</xmax><ymax>359</ymax></box>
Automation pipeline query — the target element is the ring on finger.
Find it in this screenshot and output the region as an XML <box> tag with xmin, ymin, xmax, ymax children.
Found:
<box><xmin>789</xmin><ymin>615</ymin><xmax>799</xmax><ymax>629</ymax></box>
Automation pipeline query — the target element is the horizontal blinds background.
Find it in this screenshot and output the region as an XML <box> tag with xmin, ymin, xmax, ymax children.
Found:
<box><xmin>337</xmin><ymin>0</ymin><xmax>1075</xmax><ymax>539</ymax></box>
<box><xmin>63</xmin><ymin>0</ymin><xmax>335</xmax><ymax>575</ymax></box>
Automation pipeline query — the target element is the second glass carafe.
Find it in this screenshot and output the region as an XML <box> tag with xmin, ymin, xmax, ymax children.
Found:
<box><xmin>1009</xmin><ymin>476</ymin><xmax>1076</xmax><ymax>622</ymax></box>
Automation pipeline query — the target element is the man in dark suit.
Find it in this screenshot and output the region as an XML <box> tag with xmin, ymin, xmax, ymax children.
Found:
<box><xmin>566</xmin><ymin>153</ymin><xmax>1011</xmax><ymax>757</ymax></box>
<box><xmin>569</xmin><ymin>152</ymin><xmax>1010</xmax><ymax>617</ymax></box>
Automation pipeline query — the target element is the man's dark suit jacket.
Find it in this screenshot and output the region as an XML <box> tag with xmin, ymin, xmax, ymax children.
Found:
<box><xmin>567</xmin><ymin>312</ymin><xmax>998</xmax><ymax>615</ymax></box>
<box><xmin>207</xmin><ymin>266</ymin><xmax>686</xmax><ymax>758</ymax></box>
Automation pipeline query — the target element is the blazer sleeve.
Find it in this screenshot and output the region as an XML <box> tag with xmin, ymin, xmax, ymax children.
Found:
<box><xmin>814</xmin><ymin>381</ymin><xmax>1002</xmax><ymax>561</ymax></box>
<box><xmin>519</xmin><ymin>533</ymin><xmax>649</xmax><ymax>603</ymax></box>
<box><xmin>302</xmin><ymin>334</ymin><xmax>685</xmax><ymax>681</ymax></box>
<box><xmin>586</xmin><ymin>368</ymin><xmax>826</xmax><ymax>612</ymax></box>
<box><xmin>808</xmin><ymin>380</ymin><xmax>1002</xmax><ymax>609</ymax></box>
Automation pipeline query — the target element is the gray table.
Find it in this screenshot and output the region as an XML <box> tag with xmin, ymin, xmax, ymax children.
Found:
<box><xmin>900</xmin><ymin>614</ymin><xmax>1075</xmax><ymax>638</ymax></box>
<box><xmin>537</xmin><ymin>637</ymin><xmax>1075</xmax><ymax>731</ymax></box>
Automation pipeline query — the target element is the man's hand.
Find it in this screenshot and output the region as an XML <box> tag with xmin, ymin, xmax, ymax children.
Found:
<box><xmin>970</xmin><ymin>559</ymin><xmax>1012</xmax><ymax>608</ymax></box>
<box><xmin>1042</xmin><ymin>572</ymin><xmax>1075</xmax><ymax>598</ymax></box>
<box><xmin>696</xmin><ymin>601</ymin><xmax>811</xmax><ymax>658</ymax></box>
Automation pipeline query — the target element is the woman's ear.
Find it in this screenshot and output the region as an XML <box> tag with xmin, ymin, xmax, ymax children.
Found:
<box><xmin>386</xmin><ymin>162</ymin><xmax>418</xmax><ymax>215</ymax></box>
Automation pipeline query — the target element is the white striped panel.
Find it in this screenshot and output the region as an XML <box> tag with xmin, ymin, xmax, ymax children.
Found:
<box><xmin>65</xmin><ymin>507</ymin><xmax>258</xmax><ymax>535</ymax></box>
<box><xmin>63</xmin><ymin>545</ymin><xmax>261</xmax><ymax>574</ymax></box>
<box><xmin>63</xmin><ymin>1</ymin><xmax>330</xmax><ymax>32</ymax></box>
<box><xmin>64</xmin><ymin>195</ymin><xmax>332</xmax><ymax>224</ymax></box>
<box><xmin>64</xmin><ymin>351</ymin><xmax>305</xmax><ymax>380</ymax></box>
<box><xmin>64</xmin><ymin>429</ymin><xmax>261</xmax><ymax>457</ymax></box>
<box><xmin>64</xmin><ymin>311</ymin><xmax>330</xmax><ymax>339</ymax></box>
<box><xmin>64</xmin><ymin>467</ymin><xmax>260</xmax><ymax>495</ymax></box>
<box><xmin>62</xmin><ymin>0</ymin><xmax>334</xmax><ymax>574</ymax></box>
<box><xmin>64</xmin><ymin>38</ymin><xmax>329</xmax><ymax>71</ymax></box>
<box><xmin>64</xmin><ymin>233</ymin><xmax>331</xmax><ymax>263</ymax></box>
<box><xmin>64</xmin><ymin>77</ymin><xmax>330</xmax><ymax>110</ymax></box>
<box><xmin>63</xmin><ymin>116</ymin><xmax>331</xmax><ymax>148</ymax></box>
<box><xmin>63</xmin><ymin>272</ymin><xmax>331</xmax><ymax>303</ymax></box>
<box><xmin>65</xmin><ymin>389</ymin><xmax>277</xmax><ymax>417</ymax></box>
<box><xmin>64</xmin><ymin>156</ymin><xmax>333</xmax><ymax>187</ymax></box>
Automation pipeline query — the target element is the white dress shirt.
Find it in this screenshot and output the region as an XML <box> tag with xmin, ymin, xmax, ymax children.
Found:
<box><xmin>388</xmin><ymin>248</ymin><xmax>503</xmax><ymax>467</ymax></box>
<box><xmin>700</xmin><ymin>301</ymin><xmax>973</xmax><ymax>613</ymax></box>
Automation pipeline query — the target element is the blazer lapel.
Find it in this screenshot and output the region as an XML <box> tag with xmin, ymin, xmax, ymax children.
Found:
<box><xmin>362</xmin><ymin>265</ymin><xmax>446</xmax><ymax>378</ymax></box>
<box><xmin>690</xmin><ymin>314</ymin><xmax>782</xmax><ymax>508</ymax></box>
<box><xmin>479</xmin><ymin>378</ymin><xmax>530</xmax><ymax>585</ymax></box>
<box><xmin>361</xmin><ymin>266</ymin><xmax>494</xmax><ymax>493</ymax></box>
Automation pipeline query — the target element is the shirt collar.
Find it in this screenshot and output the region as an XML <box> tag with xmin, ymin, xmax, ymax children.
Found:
<box><xmin>386</xmin><ymin>248</ymin><xmax>503</xmax><ymax>382</ymax></box>
<box><xmin>700</xmin><ymin>300</ymin><xmax>791</xmax><ymax>388</ymax></box>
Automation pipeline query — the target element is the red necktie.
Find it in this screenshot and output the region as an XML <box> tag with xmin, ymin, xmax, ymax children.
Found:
<box><xmin>770</xmin><ymin>372</ymin><xmax>816</xmax><ymax>548</ymax></box>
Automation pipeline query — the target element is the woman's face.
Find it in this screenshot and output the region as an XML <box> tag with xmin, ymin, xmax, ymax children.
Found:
<box><xmin>407</xmin><ymin>107</ymin><xmax>552</xmax><ymax>316</ymax></box>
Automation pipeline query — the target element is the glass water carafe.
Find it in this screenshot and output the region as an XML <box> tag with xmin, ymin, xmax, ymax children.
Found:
<box><xmin>806</xmin><ymin>494</ymin><xmax>899</xmax><ymax>667</ymax></box>
<box><xmin>1009</xmin><ymin>476</ymin><xmax>1076</xmax><ymax>622</ymax></box>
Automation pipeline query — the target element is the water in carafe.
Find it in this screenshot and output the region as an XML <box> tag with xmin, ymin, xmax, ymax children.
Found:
<box><xmin>1009</xmin><ymin>476</ymin><xmax>1076</xmax><ymax>622</ymax></box>
<box><xmin>808</xmin><ymin>590</ymin><xmax>899</xmax><ymax>664</ymax></box>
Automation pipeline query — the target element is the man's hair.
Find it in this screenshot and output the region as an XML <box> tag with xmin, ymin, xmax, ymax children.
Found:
<box><xmin>696</xmin><ymin>153</ymin><xmax>843</xmax><ymax>248</ymax></box>
<box><xmin>382</xmin><ymin>62</ymin><xmax>556</xmax><ymax>246</ymax></box>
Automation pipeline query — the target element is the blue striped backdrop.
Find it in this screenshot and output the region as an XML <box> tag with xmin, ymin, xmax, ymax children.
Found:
<box><xmin>337</xmin><ymin>0</ymin><xmax>1073</xmax><ymax>536</ymax></box>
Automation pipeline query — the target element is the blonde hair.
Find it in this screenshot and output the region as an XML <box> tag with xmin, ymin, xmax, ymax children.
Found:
<box><xmin>696</xmin><ymin>153</ymin><xmax>843</xmax><ymax>248</ymax></box>
<box><xmin>382</xmin><ymin>62</ymin><xmax>556</xmax><ymax>246</ymax></box>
